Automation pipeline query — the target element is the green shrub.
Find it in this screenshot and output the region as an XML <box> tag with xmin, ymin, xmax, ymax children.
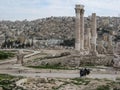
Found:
<box><xmin>0</xmin><ymin>74</ymin><xmax>24</xmax><ymax>90</ymax></box>
<box><xmin>96</xmin><ymin>85</ymin><xmax>110</xmax><ymax>90</ymax></box>
<box><xmin>28</xmin><ymin>64</ymin><xmax>65</xmax><ymax>69</ymax></box>
<box><xmin>0</xmin><ymin>51</ymin><xmax>15</xmax><ymax>60</ymax></box>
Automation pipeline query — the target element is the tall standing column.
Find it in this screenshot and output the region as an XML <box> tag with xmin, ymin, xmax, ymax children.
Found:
<box><xmin>80</xmin><ymin>7</ymin><xmax>85</xmax><ymax>50</ymax></box>
<box><xmin>91</xmin><ymin>13</ymin><xmax>98</xmax><ymax>55</ymax></box>
<box><xmin>75</xmin><ymin>4</ymin><xmax>85</xmax><ymax>51</ymax></box>
<box><xmin>75</xmin><ymin>5</ymin><xmax>81</xmax><ymax>50</ymax></box>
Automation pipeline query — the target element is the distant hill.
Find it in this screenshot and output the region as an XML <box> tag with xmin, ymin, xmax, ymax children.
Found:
<box><xmin>0</xmin><ymin>16</ymin><xmax>120</xmax><ymax>40</ymax></box>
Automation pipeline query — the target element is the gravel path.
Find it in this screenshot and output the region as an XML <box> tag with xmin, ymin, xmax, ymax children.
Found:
<box><xmin>0</xmin><ymin>49</ymin><xmax>41</xmax><ymax>65</ymax></box>
<box><xmin>0</xmin><ymin>49</ymin><xmax>120</xmax><ymax>81</ymax></box>
<box><xmin>3</xmin><ymin>72</ymin><xmax>119</xmax><ymax>81</ymax></box>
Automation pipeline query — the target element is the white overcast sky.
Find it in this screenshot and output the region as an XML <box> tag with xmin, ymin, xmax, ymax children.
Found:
<box><xmin>0</xmin><ymin>0</ymin><xmax>120</xmax><ymax>20</ymax></box>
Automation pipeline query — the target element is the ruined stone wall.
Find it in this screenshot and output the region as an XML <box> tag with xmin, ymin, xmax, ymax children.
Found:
<box><xmin>24</xmin><ymin>54</ymin><xmax>114</xmax><ymax>67</ymax></box>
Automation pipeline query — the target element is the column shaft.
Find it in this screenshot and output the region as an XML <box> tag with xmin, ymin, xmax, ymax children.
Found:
<box><xmin>85</xmin><ymin>28</ymin><xmax>91</xmax><ymax>50</ymax></box>
<box><xmin>80</xmin><ymin>9</ymin><xmax>84</xmax><ymax>50</ymax></box>
<box><xmin>75</xmin><ymin>4</ymin><xmax>84</xmax><ymax>51</ymax></box>
<box><xmin>91</xmin><ymin>13</ymin><xmax>98</xmax><ymax>54</ymax></box>
<box><xmin>75</xmin><ymin>8</ymin><xmax>81</xmax><ymax>50</ymax></box>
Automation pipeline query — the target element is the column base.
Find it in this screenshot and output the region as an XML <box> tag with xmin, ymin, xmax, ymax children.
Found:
<box><xmin>89</xmin><ymin>50</ymin><xmax>98</xmax><ymax>56</ymax></box>
<box><xmin>75</xmin><ymin>43</ymin><xmax>80</xmax><ymax>51</ymax></box>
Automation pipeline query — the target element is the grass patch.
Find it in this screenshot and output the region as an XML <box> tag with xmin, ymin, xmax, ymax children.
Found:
<box><xmin>0</xmin><ymin>74</ymin><xmax>24</xmax><ymax>90</ymax></box>
<box><xmin>27</xmin><ymin>62</ymin><xmax>74</xmax><ymax>70</ymax></box>
<box><xmin>0</xmin><ymin>51</ymin><xmax>15</xmax><ymax>60</ymax></box>
<box><xmin>0</xmin><ymin>74</ymin><xmax>15</xmax><ymax>80</ymax></box>
<box><xmin>116</xmin><ymin>77</ymin><xmax>120</xmax><ymax>81</ymax></box>
<box><xmin>107</xmin><ymin>81</ymin><xmax>120</xmax><ymax>87</ymax></box>
<box><xmin>71</xmin><ymin>78</ymin><xmax>90</xmax><ymax>85</ymax></box>
<box><xmin>28</xmin><ymin>64</ymin><xmax>70</xmax><ymax>70</ymax></box>
<box><xmin>96</xmin><ymin>85</ymin><xmax>110</xmax><ymax>90</ymax></box>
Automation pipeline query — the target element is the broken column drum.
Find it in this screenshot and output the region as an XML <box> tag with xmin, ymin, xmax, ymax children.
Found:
<box><xmin>16</xmin><ymin>50</ymin><xmax>24</xmax><ymax>65</ymax></box>
<box><xmin>107</xmin><ymin>35</ymin><xmax>114</xmax><ymax>54</ymax></box>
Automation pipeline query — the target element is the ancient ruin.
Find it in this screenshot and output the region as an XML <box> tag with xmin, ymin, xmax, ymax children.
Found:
<box><xmin>75</xmin><ymin>4</ymin><xmax>85</xmax><ymax>51</ymax></box>
<box><xmin>90</xmin><ymin>13</ymin><xmax>98</xmax><ymax>55</ymax></box>
<box><xmin>0</xmin><ymin>2</ymin><xmax>120</xmax><ymax>90</ymax></box>
<box><xmin>17</xmin><ymin>4</ymin><xmax>119</xmax><ymax>68</ymax></box>
<box><xmin>75</xmin><ymin>5</ymin><xmax>98</xmax><ymax>56</ymax></box>
<box><xmin>16</xmin><ymin>49</ymin><xmax>24</xmax><ymax>65</ymax></box>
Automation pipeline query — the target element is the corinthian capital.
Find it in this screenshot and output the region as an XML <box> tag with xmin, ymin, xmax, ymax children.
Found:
<box><xmin>80</xmin><ymin>9</ymin><xmax>85</xmax><ymax>15</ymax></box>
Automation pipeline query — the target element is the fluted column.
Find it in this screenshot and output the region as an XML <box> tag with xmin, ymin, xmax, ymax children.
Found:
<box><xmin>75</xmin><ymin>5</ymin><xmax>81</xmax><ymax>50</ymax></box>
<box><xmin>85</xmin><ymin>28</ymin><xmax>91</xmax><ymax>51</ymax></box>
<box><xmin>75</xmin><ymin>4</ymin><xmax>85</xmax><ymax>51</ymax></box>
<box><xmin>91</xmin><ymin>13</ymin><xmax>98</xmax><ymax>55</ymax></box>
<box><xmin>80</xmin><ymin>8</ymin><xmax>85</xmax><ymax>50</ymax></box>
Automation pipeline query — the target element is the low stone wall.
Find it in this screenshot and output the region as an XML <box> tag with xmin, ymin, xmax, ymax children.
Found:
<box><xmin>24</xmin><ymin>54</ymin><xmax>114</xmax><ymax>67</ymax></box>
<box><xmin>74</xmin><ymin>55</ymin><xmax>114</xmax><ymax>66</ymax></box>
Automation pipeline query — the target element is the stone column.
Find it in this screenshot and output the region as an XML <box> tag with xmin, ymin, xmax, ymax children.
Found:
<box><xmin>107</xmin><ymin>35</ymin><xmax>114</xmax><ymax>54</ymax></box>
<box><xmin>80</xmin><ymin>7</ymin><xmax>85</xmax><ymax>50</ymax></box>
<box><xmin>16</xmin><ymin>50</ymin><xmax>24</xmax><ymax>65</ymax></box>
<box><xmin>75</xmin><ymin>4</ymin><xmax>84</xmax><ymax>51</ymax></box>
<box><xmin>90</xmin><ymin>13</ymin><xmax>98</xmax><ymax>55</ymax></box>
<box><xmin>84</xmin><ymin>28</ymin><xmax>91</xmax><ymax>51</ymax></box>
<box><xmin>115</xmin><ymin>42</ymin><xmax>120</xmax><ymax>54</ymax></box>
<box><xmin>97</xmin><ymin>40</ymin><xmax>107</xmax><ymax>54</ymax></box>
<box><xmin>75</xmin><ymin>5</ymin><xmax>81</xmax><ymax>50</ymax></box>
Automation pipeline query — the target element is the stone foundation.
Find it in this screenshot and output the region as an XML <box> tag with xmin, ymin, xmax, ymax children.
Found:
<box><xmin>73</xmin><ymin>55</ymin><xmax>114</xmax><ymax>66</ymax></box>
<box><xmin>25</xmin><ymin>54</ymin><xmax>114</xmax><ymax>67</ymax></box>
